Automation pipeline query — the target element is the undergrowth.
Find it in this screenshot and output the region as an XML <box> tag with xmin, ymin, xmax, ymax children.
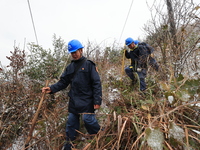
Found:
<box><xmin>0</xmin><ymin>47</ymin><xmax>199</xmax><ymax>150</ymax></box>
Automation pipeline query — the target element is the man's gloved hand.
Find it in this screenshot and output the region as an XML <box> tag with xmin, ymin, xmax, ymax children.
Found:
<box><xmin>124</xmin><ymin>45</ymin><xmax>128</xmax><ymax>50</ymax></box>
<box><xmin>137</xmin><ymin>68</ymin><xmax>142</xmax><ymax>72</ymax></box>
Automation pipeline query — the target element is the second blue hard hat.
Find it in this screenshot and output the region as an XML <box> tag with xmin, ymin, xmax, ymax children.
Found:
<box><xmin>125</xmin><ymin>37</ymin><xmax>134</xmax><ymax>46</ymax></box>
<box><xmin>68</xmin><ymin>39</ymin><xmax>84</xmax><ymax>53</ymax></box>
<box><xmin>134</xmin><ymin>40</ymin><xmax>140</xmax><ymax>45</ymax></box>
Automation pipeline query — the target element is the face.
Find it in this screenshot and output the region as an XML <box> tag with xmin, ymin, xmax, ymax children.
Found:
<box><xmin>128</xmin><ymin>42</ymin><xmax>135</xmax><ymax>49</ymax></box>
<box><xmin>71</xmin><ymin>49</ymin><xmax>83</xmax><ymax>60</ymax></box>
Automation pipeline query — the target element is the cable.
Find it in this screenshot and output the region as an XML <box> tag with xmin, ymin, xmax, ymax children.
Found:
<box><xmin>27</xmin><ymin>0</ymin><xmax>39</xmax><ymax>45</ymax></box>
<box><xmin>118</xmin><ymin>0</ymin><xmax>134</xmax><ymax>45</ymax></box>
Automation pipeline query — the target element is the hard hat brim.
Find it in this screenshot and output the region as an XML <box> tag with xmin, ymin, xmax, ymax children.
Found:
<box><xmin>68</xmin><ymin>47</ymin><xmax>84</xmax><ymax>53</ymax></box>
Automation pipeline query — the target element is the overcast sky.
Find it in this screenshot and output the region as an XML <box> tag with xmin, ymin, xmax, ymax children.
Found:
<box><xmin>0</xmin><ymin>0</ymin><xmax>157</xmax><ymax>66</ymax></box>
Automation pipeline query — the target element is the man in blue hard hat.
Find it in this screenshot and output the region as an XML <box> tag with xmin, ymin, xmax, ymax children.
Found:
<box><xmin>124</xmin><ymin>37</ymin><xmax>149</xmax><ymax>91</ymax></box>
<box><xmin>42</xmin><ymin>39</ymin><xmax>102</xmax><ymax>150</ymax></box>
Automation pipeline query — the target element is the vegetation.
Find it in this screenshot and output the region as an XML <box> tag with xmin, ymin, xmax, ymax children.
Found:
<box><xmin>0</xmin><ymin>0</ymin><xmax>200</xmax><ymax>150</ymax></box>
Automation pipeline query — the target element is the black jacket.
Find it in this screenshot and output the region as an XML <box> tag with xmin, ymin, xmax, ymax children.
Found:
<box><xmin>50</xmin><ymin>56</ymin><xmax>102</xmax><ymax>114</ymax></box>
<box><xmin>125</xmin><ymin>45</ymin><xmax>149</xmax><ymax>70</ymax></box>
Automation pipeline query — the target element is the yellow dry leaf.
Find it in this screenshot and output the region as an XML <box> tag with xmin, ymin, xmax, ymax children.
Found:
<box><xmin>159</xmin><ymin>81</ymin><xmax>170</xmax><ymax>91</ymax></box>
<box><xmin>195</xmin><ymin>6</ymin><xmax>200</xmax><ymax>10</ymax></box>
<box><xmin>141</xmin><ymin>105</ymin><xmax>149</xmax><ymax>111</ymax></box>
<box><xmin>147</xmin><ymin>113</ymin><xmax>151</xmax><ymax>120</ymax></box>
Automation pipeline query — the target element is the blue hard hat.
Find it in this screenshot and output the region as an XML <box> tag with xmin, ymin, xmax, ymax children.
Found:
<box><xmin>125</xmin><ymin>37</ymin><xmax>134</xmax><ymax>46</ymax></box>
<box><xmin>134</xmin><ymin>40</ymin><xmax>140</xmax><ymax>45</ymax></box>
<box><xmin>68</xmin><ymin>39</ymin><xmax>84</xmax><ymax>53</ymax></box>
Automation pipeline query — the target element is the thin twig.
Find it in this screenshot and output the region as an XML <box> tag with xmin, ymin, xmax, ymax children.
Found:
<box><xmin>131</xmin><ymin>131</ymin><xmax>145</xmax><ymax>150</ymax></box>
<box><xmin>150</xmin><ymin>101</ymin><xmax>200</xmax><ymax>126</ymax></box>
<box><xmin>165</xmin><ymin>140</ymin><xmax>173</xmax><ymax>150</ymax></box>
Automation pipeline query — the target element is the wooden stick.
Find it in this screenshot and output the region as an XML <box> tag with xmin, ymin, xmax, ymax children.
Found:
<box><xmin>117</xmin><ymin>117</ymin><xmax>128</xmax><ymax>150</ymax></box>
<box><xmin>24</xmin><ymin>80</ymin><xmax>49</xmax><ymax>149</ymax></box>
<box><xmin>120</xmin><ymin>46</ymin><xmax>126</xmax><ymax>81</ymax></box>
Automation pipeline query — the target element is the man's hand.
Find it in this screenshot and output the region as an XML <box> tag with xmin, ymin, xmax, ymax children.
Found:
<box><xmin>124</xmin><ymin>45</ymin><xmax>128</xmax><ymax>50</ymax></box>
<box><xmin>94</xmin><ymin>105</ymin><xmax>100</xmax><ymax>109</ymax></box>
<box><xmin>137</xmin><ymin>68</ymin><xmax>142</xmax><ymax>72</ymax></box>
<box><xmin>42</xmin><ymin>87</ymin><xmax>52</xmax><ymax>94</ymax></box>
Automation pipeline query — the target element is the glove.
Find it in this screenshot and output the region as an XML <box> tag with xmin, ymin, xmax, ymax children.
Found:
<box><xmin>124</xmin><ymin>45</ymin><xmax>128</xmax><ymax>50</ymax></box>
<box><xmin>137</xmin><ymin>68</ymin><xmax>142</xmax><ymax>72</ymax></box>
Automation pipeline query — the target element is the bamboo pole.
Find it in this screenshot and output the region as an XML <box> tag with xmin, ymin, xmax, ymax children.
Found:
<box><xmin>24</xmin><ymin>80</ymin><xmax>50</xmax><ymax>149</ymax></box>
<box><xmin>120</xmin><ymin>46</ymin><xmax>126</xmax><ymax>81</ymax></box>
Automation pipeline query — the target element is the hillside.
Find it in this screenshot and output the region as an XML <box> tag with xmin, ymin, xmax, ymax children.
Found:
<box><xmin>0</xmin><ymin>45</ymin><xmax>199</xmax><ymax>150</ymax></box>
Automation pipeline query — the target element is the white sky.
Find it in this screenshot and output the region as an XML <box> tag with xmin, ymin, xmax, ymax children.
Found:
<box><xmin>0</xmin><ymin>0</ymin><xmax>155</xmax><ymax>66</ymax></box>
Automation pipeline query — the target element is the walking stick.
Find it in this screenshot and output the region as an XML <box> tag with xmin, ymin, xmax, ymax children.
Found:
<box><xmin>24</xmin><ymin>80</ymin><xmax>50</xmax><ymax>149</ymax></box>
<box><xmin>120</xmin><ymin>45</ymin><xmax>126</xmax><ymax>81</ymax></box>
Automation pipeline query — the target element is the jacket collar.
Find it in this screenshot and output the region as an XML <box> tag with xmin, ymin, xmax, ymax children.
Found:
<box><xmin>72</xmin><ymin>56</ymin><xmax>85</xmax><ymax>63</ymax></box>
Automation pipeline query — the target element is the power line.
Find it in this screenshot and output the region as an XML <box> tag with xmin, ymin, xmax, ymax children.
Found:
<box><xmin>118</xmin><ymin>0</ymin><xmax>134</xmax><ymax>45</ymax></box>
<box><xmin>27</xmin><ymin>0</ymin><xmax>39</xmax><ymax>45</ymax></box>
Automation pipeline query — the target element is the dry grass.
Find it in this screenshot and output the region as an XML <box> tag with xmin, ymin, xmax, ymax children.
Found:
<box><xmin>0</xmin><ymin>46</ymin><xmax>200</xmax><ymax>150</ymax></box>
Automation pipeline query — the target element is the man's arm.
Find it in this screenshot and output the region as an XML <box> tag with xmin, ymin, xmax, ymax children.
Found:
<box><xmin>46</xmin><ymin>67</ymin><xmax>71</xmax><ymax>94</ymax></box>
<box><xmin>125</xmin><ymin>50</ymin><xmax>131</xmax><ymax>59</ymax></box>
<box><xmin>90</xmin><ymin>62</ymin><xmax>102</xmax><ymax>108</ymax></box>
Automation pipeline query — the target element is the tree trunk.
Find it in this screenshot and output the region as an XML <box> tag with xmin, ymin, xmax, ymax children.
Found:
<box><xmin>166</xmin><ymin>0</ymin><xmax>179</xmax><ymax>76</ymax></box>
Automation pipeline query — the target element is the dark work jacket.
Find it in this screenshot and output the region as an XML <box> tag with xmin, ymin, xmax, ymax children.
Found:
<box><xmin>125</xmin><ymin>45</ymin><xmax>149</xmax><ymax>71</ymax></box>
<box><xmin>50</xmin><ymin>56</ymin><xmax>102</xmax><ymax>114</ymax></box>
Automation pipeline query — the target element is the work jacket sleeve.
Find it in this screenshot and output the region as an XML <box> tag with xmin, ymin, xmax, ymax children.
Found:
<box><xmin>50</xmin><ymin>68</ymin><xmax>71</xmax><ymax>93</ymax></box>
<box><xmin>125</xmin><ymin>50</ymin><xmax>131</xmax><ymax>59</ymax></box>
<box><xmin>90</xmin><ymin>64</ymin><xmax>102</xmax><ymax>106</ymax></box>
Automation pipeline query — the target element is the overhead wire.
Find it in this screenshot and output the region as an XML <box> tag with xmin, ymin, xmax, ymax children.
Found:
<box><xmin>27</xmin><ymin>0</ymin><xmax>39</xmax><ymax>45</ymax></box>
<box><xmin>119</xmin><ymin>0</ymin><xmax>134</xmax><ymax>81</ymax></box>
<box><xmin>118</xmin><ymin>0</ymin><xmax>134</xmax><ymax>45</ymax></box>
